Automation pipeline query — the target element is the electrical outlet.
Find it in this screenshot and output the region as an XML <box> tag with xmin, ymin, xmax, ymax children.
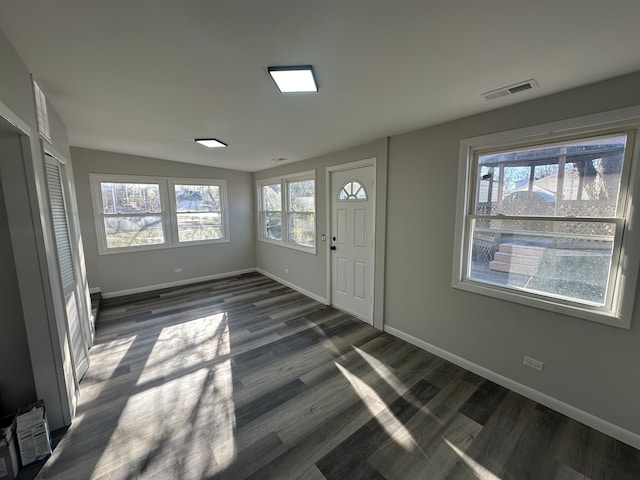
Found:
<box><xmin>174</xmin><ymin>267</ymin><xmax>182</xmax><ymax>273</ymax></box>
<box><xmin>523</xmin><ymin>356</ymin><xmax>544</xmax><ymax>372</ymax></box>
<box><xmin>284</xmin><ymin>268</ymin><xmax>289</xmax><ymax>274</ymax></box>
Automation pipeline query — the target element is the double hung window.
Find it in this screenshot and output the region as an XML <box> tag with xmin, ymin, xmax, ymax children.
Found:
<box><xmin>259</xmin><ymin>183</ymin><xmax>282</xmax><ymax>241</ymax></box>
<box><xmin>90</xmin><ymin>174</ymin><xmax>228</xmax><ymax>254</ymax></box>
<box><xmin>257</xmin><ymin>171</ymin><xmax>316</xmax><ymax>253</ymax></box>
<box><xmin>453</xmin><ymin>110</ymin><xmax>640</xmax><ymax>327</ymax></box>
<box><xmin>173</xmin><ymin>183</ymin><xmax>224</xmax><ymax>243</ymax></box>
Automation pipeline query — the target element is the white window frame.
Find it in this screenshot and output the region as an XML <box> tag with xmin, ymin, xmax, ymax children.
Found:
<box><xmin>89</xmin><ymin>174</ymin><xmax>229</xmax><ymax>254</ymax></box>
<box><xmin>257</xmin><ymin>170</ymin><xmax>316</xmax><ymax>254</ymax></box>
<box><xmin>452</xmin><ymin>106</ymin><xmax>640</xmax><ymax>329</ymax></box>
<box><xmin>33</xmin><ymin>79</ymin><xmax>51</xmax><ymax>143</ymax></box>
<box><xmin>258</xmin><ymin>181</ymin><xmax>283</xmax><ymax>243</ymax></box>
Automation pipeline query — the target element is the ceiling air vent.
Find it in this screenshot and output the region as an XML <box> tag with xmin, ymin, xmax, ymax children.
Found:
<box><xmin>481</xmin><ymin>79</ymin><xmax>538</xmax><ymax>101</ymax></box>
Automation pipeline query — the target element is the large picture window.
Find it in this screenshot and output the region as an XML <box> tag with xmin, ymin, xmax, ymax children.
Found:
<box><xmin>90</xmin><ymin>174</ymin><xmax>229</xmax><ymax>254</ymax></box>
<box><xmin>257</xmin><ymin>171</ymin><xmax>316</xmax><ymax>253</ymax></box>
<box><xmin>453</xmin><ymin>109</ymin><xmax>640</xmax><ymax>328</ymax></box>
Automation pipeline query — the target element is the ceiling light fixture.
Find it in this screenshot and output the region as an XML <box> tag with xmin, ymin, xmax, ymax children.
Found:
<box><xmin>195</xmin><ymin>138</ymin><xmax>228</xmax><ymax>148</ymax></box>
<box><xmin>268</xmin><ymin>65</ymin><xmax>318</xmax><ymax>93</ymax></box>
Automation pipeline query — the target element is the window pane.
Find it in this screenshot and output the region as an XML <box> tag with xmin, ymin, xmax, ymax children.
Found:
<box><xmin>177</xmin><ymin>212</ymin><xmax>223</xmax><ymax>242</ymax></box>
<box><xmin>101</xmin><ymin>182</ymin><xmax>161</xmax><ymax>214</ymax></box>
<box><xmin>288</xmin><ymin>213</ymin><xmax>315</xmax><ymax>247</ymax></box>
<box><xmin>469</xmin><ymin>218</ymin><xmax>615</xmax><ymax>305</ymax></box>
<box><xmin>476</xmin><ymin>167</ymin><xmax>499</xmax><ymax>207</ymax></box>
<box><xmin>104</xmin><ymin>216</ymin><xmax>164</xmax><ymax>248</ymax></box>
<box><xmin>289</xmin><ymin>180</ymin><xmax>315</xmax><ymax>212</ymax></box>
<box><xmin>476</xmin><ymin>134</ymin><xmax>627</xmax><ymax>217</ymax></box>
<box><xmin>339</xmin><ymin>181</ymin><xmax>367</xmax><ymax>200</ymax></box>
<box><xmin>262</xmin><ymin>212</ymin><xmax>282</xmax><ymax>240</ymax></box>
<box><xmin>175</xmin><ymin>184</ymin><xmax>220</xmax><ymax>212</ymax></box>
<box><xmin>261</xmin><ymin>184</ymin><xmax>281</xmax><ymax>211</ymax></box>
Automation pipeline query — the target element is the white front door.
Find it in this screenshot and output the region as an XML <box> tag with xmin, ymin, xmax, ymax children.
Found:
<box><xmin>330</xmin><ymin>164</ymin><xmax>375</xmax><ymax>324</ymax></box>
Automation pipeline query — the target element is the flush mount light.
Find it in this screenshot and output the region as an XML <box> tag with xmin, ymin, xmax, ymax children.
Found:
<box><xmin>268</xmin><ymin>65</ymin><xmax>318</xmax><ymax>93</ymax></box>
<box><xmin>195</xmin><ymin>138</ymin><xmax>227</xmax><ymax>148</ymax></box>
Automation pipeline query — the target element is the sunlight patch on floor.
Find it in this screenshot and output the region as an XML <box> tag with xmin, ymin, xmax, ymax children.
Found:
<box><xmin>308</xmin><ymin>322</ymin><xmax>342</xmax><ymax>356</ymax></box>
<box><xmin>134</xmin><ymin>313</ymin><xmax>230</xmax><ymax>386</ymax></box>
<box><xmin>353</xmin><ymin>345</ymin><xmax>443</xmax><ymax>422</ymax></box>
<box><xmin>353</xmin><ymin>346</ymin><xmax>408</xmax><ymax>397</ymax></box>
<box><xmin>445</xmin><ymin>439</ymin><xmax>501</xmax><ymax>480</ymax></box>
<box><xmin>91</xmin><ymin>313</ymin><xmax>237</xmax><ymax>479</ymax></box>
<box><xmin>336</xmin><ymin>362</ymin><xmax>417</xmax><ymax>451</ymax></box>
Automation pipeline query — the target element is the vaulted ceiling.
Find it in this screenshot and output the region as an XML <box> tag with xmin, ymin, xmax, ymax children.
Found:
<box><xmin>1</xmin><ymin>1</ymin><xmax>639</xmax><ymax>171</ymax></box>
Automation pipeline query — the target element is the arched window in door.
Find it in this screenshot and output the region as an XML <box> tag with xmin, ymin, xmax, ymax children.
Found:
<box><xmin>338</xmin><ymin>180</ymin><xmax>367</xmax><ymax>200</ymax></box>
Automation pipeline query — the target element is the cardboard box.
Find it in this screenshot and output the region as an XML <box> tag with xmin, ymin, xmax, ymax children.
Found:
<box><xmin>16</xmin><ymin>401</ymin><xmax>51</xmax><ymax>467</ymax></box>
<box><xmin>0</xmin><ymin>416</ymin><xmax>19</xmax><ymax>480</ymax></box>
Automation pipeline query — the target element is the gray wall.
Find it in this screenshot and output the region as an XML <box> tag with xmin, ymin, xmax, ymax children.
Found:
<box><xmin>0</xmin><ymin>175</ymin><xmax>35</xmax><ymax>415</ymax></box>
<box><xmin>0</xmin><ymin>27</ymin><xmax>83</xmax><ymax>428</ymax></box>
<box><xmin>254</xmin><ymin>138</ymin><xmax>388</xmax><ymax>328</ymax></box>
<box><xmin>71</xmin><ymin>147</ymin><xmax>255</xmax><ymax>295</ymax></box>
<box><xmin>0</xmin><ymin>30</ymin><xmax>39</xmax><ymax>419</ymax></box>
<box><xmin>257</xmin><ymin>72</ymin><xmax>640</xmax><ymax>439</ymax></box>
<box><xmin>4</xmin><ymin>19</ymin><xmax>639</xmax><ymax>440</ymax></box>
<box><xmin>384</xmin><ymin>71</ymin><xmax>640</xmax><ymax>437</ymax></box>
<box><xmin>0</xmin><ymin>30</ymin><xmax>36</xmax><ymax>128</ymax></box>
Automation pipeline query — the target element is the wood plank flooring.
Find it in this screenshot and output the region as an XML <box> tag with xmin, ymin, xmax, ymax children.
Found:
<box><xmin>36</xmin><ymin>273</ymin><xmax>640</xmax><ymax>479</ymax></box>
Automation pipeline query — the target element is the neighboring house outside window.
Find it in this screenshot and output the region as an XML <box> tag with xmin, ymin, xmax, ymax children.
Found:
<box><xmin>257</xmin><ymin>170</ymin><xmax>316</xmax><ymax>253</ymax></box>
<box><xmin>453</xmin><ymin>108</ymin><xmax>640</xmax><ymax>328</ymax></box>
<box><xmin>89</xmin><ymin>174</ymin><xmax>229</xmax><ymax>254</ymax></box>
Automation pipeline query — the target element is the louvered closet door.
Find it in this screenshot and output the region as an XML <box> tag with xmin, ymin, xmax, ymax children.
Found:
<box><xmin>45</xmin><ymin>156</ymin><xmax>89</xmax><ymax>382</ymax></box>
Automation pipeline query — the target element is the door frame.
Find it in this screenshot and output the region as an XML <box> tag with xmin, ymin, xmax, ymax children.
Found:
<box><xmin>44</xmin><ymin>153</ymin><xmax>92</xmax><ymax>382</ymax></box>
<box><xmin>0</xmin><ymin>99</ymin><xmax>76</xmax><ymax>428</ymax></box>
<box><xmin>326</xmin><ymin>157</ymin><xmax>378</xmax><ymax>325</ymax></box>
<box><xmin>44</xmin><ymin>147</ymin><xmax>94</xmax><ymax>350</ymax></box>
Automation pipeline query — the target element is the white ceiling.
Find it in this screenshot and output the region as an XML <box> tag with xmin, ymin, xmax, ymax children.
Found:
<box><xmin>1</xmin><ymin>1</ymin><xmax>639</xmax><ymax>172</ymax></box>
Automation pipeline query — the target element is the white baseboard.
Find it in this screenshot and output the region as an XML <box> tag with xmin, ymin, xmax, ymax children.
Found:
<box><xmin>256</xmin><ymin>268</ymin><xmax>329</xmax><ymax>305</ymax></box>
<box><xmin>384</xmin><ymin>325</ymin><xmax>640</xmax><ymax>450</ymax></box>
<box><xmin>101</xmin><ymin>268</ymin><xmax>257</xmax><ymax>299</ymax></box>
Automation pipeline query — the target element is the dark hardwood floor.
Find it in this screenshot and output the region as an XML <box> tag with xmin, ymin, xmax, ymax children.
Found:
<box><xmin>36</xmin><ymin>273</ymin><xmax>639</xmax><ymax>479</ymax></box>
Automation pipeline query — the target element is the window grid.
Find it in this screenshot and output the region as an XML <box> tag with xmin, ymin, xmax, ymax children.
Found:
<box><xmin>90</xmin><ymin>174</ymin><xmax>228</xmax><ymax>254</ymax></box>
<box><xmin>338</xmin><ymin>180</ymin><xmax>367</xmax><ymax>200</ymax></box>
<box><xmin>173</xmin><ymin>184</ymin><xmax>225</xmax><ymax>243</ymax></box>
<box><xmin>260</xmin><ymin>183</ymin><xmax>282</xmax><ymax>241</ymax></box>
<box><xmin>257</xmin><ymin>171</ymin><xmax>316</xmax><ymax>253</ymax></box>
<box><xmin>453</xmin><ymin>115</ymin><xmax>640</xmax><ymax>328</ymax></box>
<box><xmin>33</xmin><ymin>80</ymin><xmax>51</xmax><ymax>142</ymax></box>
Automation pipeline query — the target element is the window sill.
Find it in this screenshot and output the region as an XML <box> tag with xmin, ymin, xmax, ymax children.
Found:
<box><xmin>97</xmin><ymin>237</ymin><xmax>230</xmax><ymax>255</ymax></box>
<box><xmin>451</xmin><ymin>278</ymin><xmax>629</xmax><ymax>329</ymax></box>
<box><xmin>257</xmin><ymin>237</ymin><xmax>317</xmax><ymax>255</ymax></box>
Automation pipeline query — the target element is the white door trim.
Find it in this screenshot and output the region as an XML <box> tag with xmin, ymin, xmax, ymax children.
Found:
<box><xmin>0</xmin><ymin>101</ymin><xmax>75</xmax><ymax>428</ymax></box>
<box><xmin>45</xmin><ymin>149</ymin><xmax>94</xmax><ymax>349</ymax></box>
<box><xmin>0</xmin><ymin>98</ymin><xmax>32</xmax><ymax>136</ymax></box>
<box><xmin>325</xmin><ymin>158</ymin><xmax>377</xmax><ymax>319</ymax></box>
